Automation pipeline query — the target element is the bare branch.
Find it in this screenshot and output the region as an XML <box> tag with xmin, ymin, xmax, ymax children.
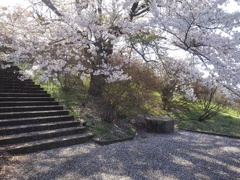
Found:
<box><xmin>41</xmin><ymin>0</ymin><xmax>62</xmax><ymax>17</ymax></box>
<box><xmin>130</xmin><ymin>2</ymin><xmax>150</xmax><ymax>21</ymax></box>
<box><xmin>130</xmin><ymin>41</ymin><xmax>157</xmax><ymax>63</ymax></box>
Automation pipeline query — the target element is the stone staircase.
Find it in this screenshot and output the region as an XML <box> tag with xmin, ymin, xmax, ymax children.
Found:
<box><xmin>0</xmin><ymin>65</ymin><xmax>93</xmax><ymax>155</ymax></box>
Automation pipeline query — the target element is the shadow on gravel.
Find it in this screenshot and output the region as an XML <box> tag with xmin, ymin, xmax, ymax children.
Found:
<box><xmin>4</xmin><ymin>131</ymin><xmax>240</xmax><ymax>180</ymax></box>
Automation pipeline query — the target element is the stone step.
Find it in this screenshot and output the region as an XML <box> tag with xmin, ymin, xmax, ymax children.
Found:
<box><xmin>0</xmin><ymin>97</ymin><xmax>54</xmax><ymax>101</ymax></box>
<box><xmin>0</xmin><ymin>86</ymin><xmax>44</xmax><ymax>91</ymax></box>
<box><xmin>0</xmin><ymin>101</ymin><xmax>59</xmax><ymax>107</ymax></box>
<box><xmin>0</xmin><ymin>89</ymin><xmax>46</xmax><ymax>93</ymax></box>
<box><xmin>0</xmin><ymin>105</ymin><xmax>63</xmax><ymax>113</ymax></box>
<box><xmin>0</xmin><ymin>84</ymin><xmax>41</xmax><ymax>88</ymax></box>
<box><xmin>0</xmin><ymin>76</ymin><xmax>20</xmax><ymax>79</ymax></box>
<box><xmin>0</xmin><ymin>121</ymin><xmax>80</xmax><ymax>135</ymax></box>
<box><xmin>0</xmin><ymin>78</ymin><xmax>34</xmax><ymax>82</ymax></box>
<box><xmin>0</xmin><ymin>72</ymin><xmax>19</xmax><ymax>75</ymax></box>
<box><xmin>0</xmin><ymin>93</ymin><xmax>50</xmax><ymax>97</ymax></box>
<box><xmin>0</xmin><ymin>67</ymin><xmax>19</xmax><ymax>70</ymax></box>
<box><xmin>0</xmin><ymin>82</ymin><xmax>36</xmax><ymax>86</ymax></box>
<box><xmin>0</xmin><ymin>75</ymin><xmax>25</xmax><ymax>79</ymax></box>
<box><xmin>0</xmin><ymin>68</ymin><xmax>19</xmax><ymax>71</ymax></box>
<box><xmin>0</xmin><ymin>110</ymin><xmax>69</xmax><ymax>119</ymax></box>
<box><xmin>0</xmin><ymin>115</ymin><xmax>74</xmax><ymax>126</ymax></box>
<box><xmin>0</xmin><ymin>65</ymin><xmax>92</xmax><ymax>154</ymax></box>
<box><xmin>0</xmin><ymin>126</ymin><xmax>86</xmax><ymax>145</ymax></box>
<box><xmin>0</xmin><ymin>75</ymin><xmax>34</xmax><ymax>80</ymax></box>
<box><xmin>1</xmin><ymin>132</ymin><xmax>93</xmax><ymax>155</ymax></box>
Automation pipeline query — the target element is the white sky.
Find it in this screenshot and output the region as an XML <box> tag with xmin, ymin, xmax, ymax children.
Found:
<box><xmin>221</xmin><ymin>0</ymin><xmax>240</xmax><ymax>13</ymax></box>
<box><xmin>0</xmin><ymin>0</ymin><xmax>30</xmax><ymax>7</ymax></box>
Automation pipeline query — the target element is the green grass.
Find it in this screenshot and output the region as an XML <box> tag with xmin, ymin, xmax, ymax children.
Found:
<box><xmin>37</xmin><ymin>81</ymin><xmax>88</xmax><ymax>118</ymax></box>
<box><xmin>87</xmin><ymin>121</ymin><xmax>136</xmax><ymax>140</ymax></box>
<box><xmin>172</xmin><ymin>103</ymin><xmax>240</xmax><ymax>137</ymax></box>
<box><xmin>89</xmin><ymin>122</ymin><xmax>112</xmax><ymax>139</ymax></box>
<box><xmin>33</xmin><ymin>79</ymin><xmax>240</xmax><ymax>138</ymax></box>
<box><xmin>35</xmin><ymin>80</ymin><xmax>136</xmax><ymax>140</ymax></box>
<box><xmin>126</xmin><ymin>125</ymin><xmax>137</xmax><ymax>137</ymax></box>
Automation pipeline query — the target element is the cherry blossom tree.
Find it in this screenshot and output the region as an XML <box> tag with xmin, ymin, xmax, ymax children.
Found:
<box><xmin>1</xmin><ymin>0</ymin><xmax>240</xmax><ymax>121</ymax></box>
<box><xmin>153</xmin><ymin>57</ymin><xmax>202</xmax><ymax>110</ymax></box>
<box><xmin>151</xmin><ymin>0</ymin><xmax>240</xmax><ymax>97</ymax></box>
<box><xmin>0</xmin><ymin>6</ymin><xmax>14</xmax><ymax>57</ymax></box>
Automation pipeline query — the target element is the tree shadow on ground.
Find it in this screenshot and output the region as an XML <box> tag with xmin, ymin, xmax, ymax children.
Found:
<box><xmin>4</xmin><ymin>131</ymin><xmax>240</xmax><ymax>180</ymax></box>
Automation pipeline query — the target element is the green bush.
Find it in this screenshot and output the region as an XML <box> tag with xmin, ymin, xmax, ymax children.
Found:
<box><xmin>102</xmin><ymin>62</ymin><xmax>161</xmax><ymax>119</ymax></box>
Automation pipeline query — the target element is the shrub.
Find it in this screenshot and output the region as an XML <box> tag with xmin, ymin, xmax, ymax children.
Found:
<box><xmin>55</xmin><ymin>71</ymin><xmax>83</xmax><ymax>92</ymax></box>
<box><xmin>197</xmin><ymin>86</ymin><xmax>228</xmax><ymax>122</ymax></box>
<box><xmin>102</xmin><ymin>61</ymin><xmax>160</xmax><ymax>121</ymax></box>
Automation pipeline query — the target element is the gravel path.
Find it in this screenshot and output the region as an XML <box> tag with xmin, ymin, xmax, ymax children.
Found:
<box><xmin>2</xmin><ymin>131</ymin><xmax>240</xmax><ymax>180</ymax></box>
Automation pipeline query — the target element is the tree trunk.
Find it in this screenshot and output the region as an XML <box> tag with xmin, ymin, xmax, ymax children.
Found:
<box><xmin>87</xmin><ymin>38</ymin><xmax>116</xmax><ymax>122</ymax></box>
<box><xmin>88</xmin><ymin>73</ymin><xmax>117</xmax><ymax>123</ymax></box>
<box><xmin>88</xmin><ymin>73</ymin><xmax>106</xmax><ymax>97</ymax></box>
<box><xmin>89</xmin><ymin>96</ymin><xmax>117</xmax><ymax>123</ymax></box>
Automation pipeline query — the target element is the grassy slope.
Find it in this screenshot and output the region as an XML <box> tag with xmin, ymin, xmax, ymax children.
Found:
<box><xmin>39</xmin><ymin>82</ymin><xmax>87</xmax><ymax>118</ymax></box>
<box><xmin>38</xmin><ymin>82</ymin><xmax>136</xmax><ymax>140</ymax></box>
<box><xmin>37</xmin><ymin>82</ymin><xmax>240</xmax><ymax>138</ymax></box>
<box><xmin>172</xmin><ymin>103</ymin><xmax>240</xmax><ymax>137</ymax></box>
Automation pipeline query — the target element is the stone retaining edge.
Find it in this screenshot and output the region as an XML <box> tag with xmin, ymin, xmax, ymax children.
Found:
<box><xmin>92</xmin><ymin>136</ymin><xmax>135</xmax><ymax>146</ymax></box>
<box><xmin>179</xmin><ymin>128</ymin><xmax>240</xmax><ymax>139</ymax></box>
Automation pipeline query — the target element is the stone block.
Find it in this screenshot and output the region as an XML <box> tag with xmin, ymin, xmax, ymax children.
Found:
<box><xmin>145</xmin><ymin>116</ymin><xmax>174</xmax><ymax>133</ymax></box>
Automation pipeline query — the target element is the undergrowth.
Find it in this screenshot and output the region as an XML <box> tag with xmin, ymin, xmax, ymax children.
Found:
<box><xmin>171</xmin><ymin>103</ymin><xmax>240</xmax><ymax>137</ymax></box>
<box><xmin>35</xmin><ymin>80</ymin><xmax>240</xmax><ymax>138</ymax></box>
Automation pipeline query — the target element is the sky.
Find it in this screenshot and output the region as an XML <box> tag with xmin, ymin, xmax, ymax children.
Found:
<box><xmin>221</xmin><ymin>0</ymin><xmax>240</xmax><ymax>13</ymax></box>
<box><xmin>0</xmin><ymin>0</ymin><xmax>30</xmax><ymax>7</ymax></box>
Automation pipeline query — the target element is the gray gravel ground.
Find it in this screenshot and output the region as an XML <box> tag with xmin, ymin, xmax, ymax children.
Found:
<box><xmin>2</xmin><ymin>131</ymin><xmax>240</xmax><ymax>180</ymax></box>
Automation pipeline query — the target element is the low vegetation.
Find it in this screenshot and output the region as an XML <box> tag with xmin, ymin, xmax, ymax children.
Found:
<box><xmin>171</xmin><ymin>103</ymin><xmax>240</xmax><ymax>137</ymax></box>
<box><xmin>35</xmin><ymin>66</ymin><xmax>240</xmax><ymax>140</ymax></box>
